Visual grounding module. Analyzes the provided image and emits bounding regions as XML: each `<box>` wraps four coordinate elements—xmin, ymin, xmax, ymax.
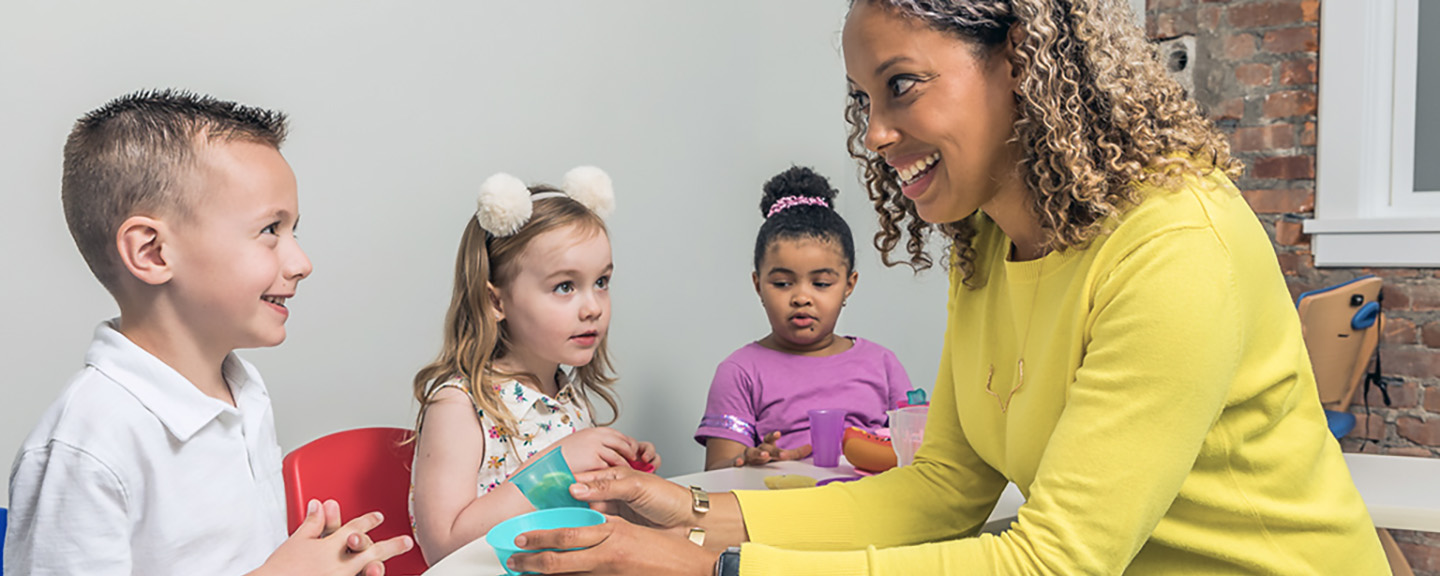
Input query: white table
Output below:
<box><xmin>420</xmin><ymin>454</ymin><xmax>1440</xmax><ymax>574</ymax></box>
<box><xmin>1344</xmin><ymin>453</ymin><xmax>1440</xmax><ymax>532</ymax></box>
<box><xmin>667</xmin><ymin>457</ymin><xmax>1026</xmax><ymax>526</ymax></box>
<box><xmin>421</xmin><ymin>459</ymin><xmax>1025</xmax><ymax>575</ymax></box>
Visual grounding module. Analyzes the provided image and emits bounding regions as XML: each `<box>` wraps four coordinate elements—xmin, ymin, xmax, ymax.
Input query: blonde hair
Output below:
<box><xmin>62</xmin><ymin>89</ymin><xmax>288</xmax><ymax>294</ymax></box>
<box><xmin>412</xmin><ymin>188</ymin><xmax>619</xmax><ymax>445</ymax></box>
<box><xmin>847</xmin><ymin>0</ymin><xmax>1242</xmax><ymax>285</ymax></box>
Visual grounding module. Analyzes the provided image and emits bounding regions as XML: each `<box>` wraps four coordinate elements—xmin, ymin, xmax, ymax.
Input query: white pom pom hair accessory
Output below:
<box><xmin>562</xmin><ymin>166</ymin><xmax>616</xmax><ymax>219</ymax></box>
<box><xmin>475</xmin><ymin>173</ymin><xmax>533</xmax><ymax>237</ymax></box>
<box><xmin>474</xmin><ymin>166</ymin><xmax>616</xmax><ymax>237</ymax></box>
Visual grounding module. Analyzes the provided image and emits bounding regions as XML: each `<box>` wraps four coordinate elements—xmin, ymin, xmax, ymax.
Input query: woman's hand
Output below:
<box><xmin>736</xmin><ymin>431</ymin><xmax>811</xmax><ymax>467</ymax></box>
<box><xmin>569</xmin><ymin>466</ymin><xmax>696</xmax><ymax>530</ymax></box>
<box><xmin>554</xmin><ymin>427</ymin><xmax>641</xmax><ymax>472</ymax></box>
<box><xmin>505</xmin><ymin>516</ymin><xmax>719</xmax><ymax>576</ymax></box>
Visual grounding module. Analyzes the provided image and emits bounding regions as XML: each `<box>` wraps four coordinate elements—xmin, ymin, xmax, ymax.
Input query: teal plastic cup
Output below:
<box><xmin>511</xmin><ymin>448</ymin><xmax>587</xmax><ymax>510</ymax></box>
<box><xmin>487</xmin><ymin>508</ymin><xmax>606</xmax><ymax>575</ymax></box>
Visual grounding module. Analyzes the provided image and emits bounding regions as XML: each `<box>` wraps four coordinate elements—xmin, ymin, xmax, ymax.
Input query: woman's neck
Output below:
<box><xmin>980</xmin><ymin>178</ymin><xmax>1048</xmax><ymax>261</ymax></box>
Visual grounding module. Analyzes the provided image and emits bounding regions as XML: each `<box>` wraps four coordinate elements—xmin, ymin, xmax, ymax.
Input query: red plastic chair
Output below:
<box><xmin>282</xmin><ymin>427</ymin><xmax>428</xmax><ymax>575</ymax></box>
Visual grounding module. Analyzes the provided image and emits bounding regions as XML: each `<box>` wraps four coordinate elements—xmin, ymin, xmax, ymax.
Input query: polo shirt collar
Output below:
<box><xmin>84</xmin><ymin>319</ymin><xmax>266</xmax><ymax>442</ymax></box>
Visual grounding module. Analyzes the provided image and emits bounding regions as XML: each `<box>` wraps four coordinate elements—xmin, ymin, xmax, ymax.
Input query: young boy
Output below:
<box><xmin>4</xmin><ymin>90</ymin><xmax>412</xmax><ymax>576</ymax></box>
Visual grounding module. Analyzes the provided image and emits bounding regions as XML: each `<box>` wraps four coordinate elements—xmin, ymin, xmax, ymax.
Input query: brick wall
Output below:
<box><xmin>1145</xmin><ymin>0</ymin><xmax>1440</xmax><ymax>572</ymax></box>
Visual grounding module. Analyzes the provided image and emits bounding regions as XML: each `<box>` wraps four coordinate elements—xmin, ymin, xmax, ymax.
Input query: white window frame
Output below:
<box><xmin>1308</xmin><ymin>0</ymin><xmax>1440</xmax><ymax>267</ymax></box>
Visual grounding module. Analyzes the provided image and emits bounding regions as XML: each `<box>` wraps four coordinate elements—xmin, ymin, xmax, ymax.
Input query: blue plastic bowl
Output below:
<box><xmin>487</xmin><ymin>508</ymin><xmax>606</xmax><ymax>575</ymax></box>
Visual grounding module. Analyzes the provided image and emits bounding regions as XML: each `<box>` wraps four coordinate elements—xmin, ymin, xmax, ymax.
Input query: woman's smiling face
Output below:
<box><xmin>842</xmin><ymin>0</ymin><xmax>1024</xmax><ymax>224</ymax></box>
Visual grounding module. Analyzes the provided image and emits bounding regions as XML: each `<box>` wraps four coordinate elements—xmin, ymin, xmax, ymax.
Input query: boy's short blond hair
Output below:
<box><xmin>62</xmin><ymin>89</ymin><xmax>289</xmax><ymax>293</ymax></box>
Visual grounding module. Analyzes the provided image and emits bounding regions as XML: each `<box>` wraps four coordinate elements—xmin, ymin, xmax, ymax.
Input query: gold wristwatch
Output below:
<box><xmin>689</xmin><ymin>485</ymin><xmax>711</xmax><ymax>514</ymax></box>
<box><xmin>687</xmin><ymin>485</ymin><xmax>710</xmax><ymax>546</ymax></box>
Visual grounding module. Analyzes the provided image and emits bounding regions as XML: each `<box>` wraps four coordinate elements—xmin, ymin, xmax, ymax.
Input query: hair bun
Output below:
<box><xmin>760</xmin><ymin>166</ymin><xmax>838</xmax><ymax>216</ymax></box>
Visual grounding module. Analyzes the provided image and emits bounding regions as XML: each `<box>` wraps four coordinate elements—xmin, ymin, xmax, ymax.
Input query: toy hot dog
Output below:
<box><xmin>842</xmin><ymin>426</ymin><xmax>897</xmax><ymax>473</ymax></box>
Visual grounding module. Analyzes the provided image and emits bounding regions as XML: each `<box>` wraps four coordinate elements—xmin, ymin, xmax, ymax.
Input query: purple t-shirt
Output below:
<box><xmin>694</xmin><ymin>337</ymin><xmax>913</xmax><ymax>451</ymax></box>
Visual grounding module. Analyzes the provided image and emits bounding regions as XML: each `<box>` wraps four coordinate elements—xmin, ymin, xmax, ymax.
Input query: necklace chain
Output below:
<box><xmin>985</xmin><ymin>255</ymin><xmax>1044</xmax><ymax>413</ymax></box>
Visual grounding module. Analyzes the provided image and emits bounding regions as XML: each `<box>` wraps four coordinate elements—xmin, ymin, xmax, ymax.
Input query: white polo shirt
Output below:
<box><xmin>5</xmin><ymin>320</ymin><xmax>287</xmax><ymax>576</ymax></box>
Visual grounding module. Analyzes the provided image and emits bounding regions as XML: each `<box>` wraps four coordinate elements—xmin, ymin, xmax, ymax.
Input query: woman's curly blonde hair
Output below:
<box><xmin>847</xmin><ymin>0</ymin><xmax>1242</xmax><ymax>285</ymax></box>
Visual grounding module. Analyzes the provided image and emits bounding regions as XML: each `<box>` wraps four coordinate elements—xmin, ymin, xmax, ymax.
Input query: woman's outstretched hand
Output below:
<box><xmin>506</xmin><ymin>516</ymin><xmax>719</xmax><ymax>576</ymax></box>
<box><xmin>568</xmin><ymin>466</ymin><xmax>696</xmax><ymax>530</ymax></box>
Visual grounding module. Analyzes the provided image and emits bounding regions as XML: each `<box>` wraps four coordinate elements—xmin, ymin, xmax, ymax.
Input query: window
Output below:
<box><xmin>1308</xmin><ymin>0</ymin><xmax>1440</xmax><ymax>267</ymax></box>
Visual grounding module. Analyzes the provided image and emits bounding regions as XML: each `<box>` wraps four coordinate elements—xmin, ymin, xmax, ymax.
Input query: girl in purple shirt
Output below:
<box><xmin>695</xmin><ymin>167</ymin><xmax>913</xmax><ymax>470</ymax></box>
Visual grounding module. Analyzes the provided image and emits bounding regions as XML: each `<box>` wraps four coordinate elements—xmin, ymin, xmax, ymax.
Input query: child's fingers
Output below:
<box><xmin>359</xmin><ymin>535</ymin><xmax>414</xmax><ymax>565</ymax></box>
<box><xmin>322</xmin><ymin>499</ymin><xmax>343</xmax><ymax>537</ymax></box>
<box><xmin>361</xmin><ymin>560</ymin><xmax>385</xmax><ymax>576</ymax></box>
<box><xmin>347</xmin><ymin>531</ymin><xmax>374</xmax><ymax>553</ymax></box>
<box><xmin>742</xmin><ymin>446</ymin><xmax>773</xmax><ymax>466</ymax></box>
<box><xmin>591</xmin><ymin>428</ymin><xmax>640</xmax><ymax>460</ymax></box>
<box><xmin>338</xmin><ymin>510</ymin><xmax>386</xmax><ymax>538</ymax></box>
<box><xmin>293</xmin><ymin>499</ymin><xmax>326</xmax><ymax>539</ymax></box>
<box><xmin>640</xmin><ymin>443</ymin><xmax>662</xmax><ymax>467</ymax></box>
<box><xmin>779</xmin><ymin>444</ymin><xmax>813</xmax><ymax>461</ymax></box>
<box><xmin>597</xmin><ymin>449</ymin><xmax>629</xmax><ymax>469</ymax></box>
<box><xmin>763</xmin><ymin>431</ymin><xmax>783</xmax><ymax>445</ymax></box>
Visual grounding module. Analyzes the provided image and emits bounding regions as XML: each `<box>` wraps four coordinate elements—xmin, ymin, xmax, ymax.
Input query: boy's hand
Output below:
<box><xmin>319</xmin><ymin>499</ymin><xmax>377</xmax><ymax>556</ymax></box>
<box><xmin>256</xmin><ymin>499</ymin><xmax>413</xmax><ymax>576</ymax></box>
<box><xmin>556</xmin><ymin>427</ymin><xmax>641</xmax><ymax>472</ymax></box>
<box><xmin>735</xmin><ymin>431</ymin><xmax>811</xmax><ymax>467</ymax></box>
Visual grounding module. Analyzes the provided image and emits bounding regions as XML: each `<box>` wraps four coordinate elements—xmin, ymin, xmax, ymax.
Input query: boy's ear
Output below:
<box><xmin>486</xmin><ymin>281</ymin><xmax>505</xmax><ymax>321</ymax></box>
<box><xmin>115</xmin><ymin>216</ymin><xmax>172</xmax><ymax>286</ymax></box>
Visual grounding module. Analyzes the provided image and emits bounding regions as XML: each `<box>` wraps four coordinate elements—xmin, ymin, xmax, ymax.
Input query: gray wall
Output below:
<box><xmin>0</xmin><ymin>1</ymin><xmax>960</xmax><ymax>505</ymax></box>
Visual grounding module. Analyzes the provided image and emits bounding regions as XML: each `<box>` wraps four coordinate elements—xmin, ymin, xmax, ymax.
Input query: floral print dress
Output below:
<box><xmin>409</xmin><ymin>376</ymin><xmax>593</xmax><ymax>525</ymax></box>
<box><xmin>466</xmin><ymin>378</ymin><xmax>592</xmax><ymax>494</ymax></box>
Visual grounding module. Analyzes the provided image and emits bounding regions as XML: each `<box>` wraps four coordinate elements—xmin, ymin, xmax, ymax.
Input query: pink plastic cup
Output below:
<box><xmin>807</xmin><ymin>409</ymin><xmax>847</xmax><ymax>467</ymax></box>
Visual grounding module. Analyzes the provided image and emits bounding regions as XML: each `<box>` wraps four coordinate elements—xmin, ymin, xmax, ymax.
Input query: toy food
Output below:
<box><xmin>842</xmin><ymin>426</ymin><xmax>897</xmax><ymax>473</ymax></box>
<box><xmin>763</xmin><ymin>474</ymin><xmax>817</xmax><ymax>490</ymax></box>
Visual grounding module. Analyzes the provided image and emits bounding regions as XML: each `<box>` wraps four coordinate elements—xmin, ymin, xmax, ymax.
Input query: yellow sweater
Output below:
<box><xmin>733</xmin><ymin>172</ymin><xmax>1388</xmax><ymax>575</ymax></box>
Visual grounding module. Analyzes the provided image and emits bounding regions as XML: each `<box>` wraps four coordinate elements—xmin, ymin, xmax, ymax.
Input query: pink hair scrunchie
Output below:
<box><xmin>766</xmin><ymin>195</ymin><xmax>830</xmax><ymax>218</ymax></box>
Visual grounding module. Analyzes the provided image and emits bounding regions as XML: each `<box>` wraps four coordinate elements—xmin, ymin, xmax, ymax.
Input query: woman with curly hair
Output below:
<box><xmin>504</xmin><ymin>0</ymin><xmax>1390</xmax><ymax>574</ymax></box>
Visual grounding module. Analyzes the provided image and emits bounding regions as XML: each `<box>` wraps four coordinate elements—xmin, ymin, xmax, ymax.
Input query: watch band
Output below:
<box><xmin>688</xmin><ymin>526</ymin><xmax>707</xmax><ymax>546</ymax></box>
<box><xmin>689</xmin><ymin>485</ymin><xmax>710</xmax><ymax>514</ymax></box>
<box><xmin>713</xmin><ymin>546</ymin><xmax>741</xmax><ymax>576</ymax></box>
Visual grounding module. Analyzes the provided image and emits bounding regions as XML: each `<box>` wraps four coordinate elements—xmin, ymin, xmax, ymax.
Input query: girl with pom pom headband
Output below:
<box><xmin>475</xmin><ymin>166</ymin><xmax>615</xmax><ymax>237</ymax></box>
<box><xmin>409</xmin><ymin>166</ymin><xmax>658</xmax><ymax>561</ymax></box>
